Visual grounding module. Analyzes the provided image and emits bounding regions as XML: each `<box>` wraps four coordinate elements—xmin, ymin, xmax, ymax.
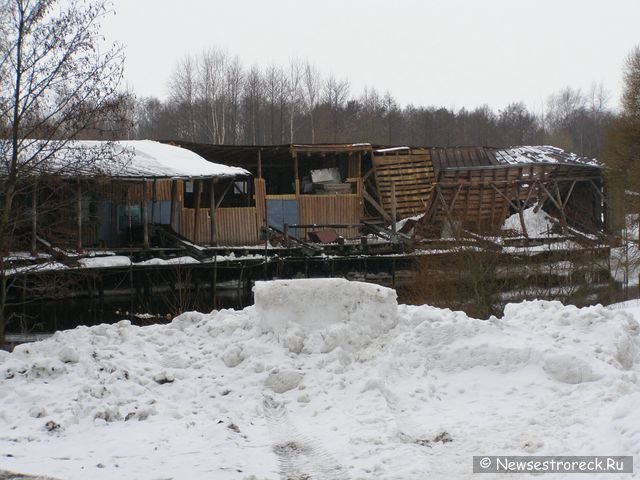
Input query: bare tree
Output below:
<box><xmin>0</xmin><ymin>0</ymin><xmax>126</xmax><ymax>345</ymax></box>
<box><xmin>168</xmin><ymin>55</ymin><xmax>197</xmax><ymax>141</ymax></box>
<box><xmin>198</xmin><ymin>47</ymin><xmax>227</xmax><ymax>143</ymax></box>
<box><xmin>323</xmin><ymin>75</ymin><xmax>350</xmax><ymax>142</ymax></box>
<box><xmin>242</xmin><ymin>64</ymin><xmax>263</xmax><ymax>145</ymax></box>
<box><xmin>225</xmin><ymin>55</ymin><xmax>244</xmax><ymax>145</ymax></box>
<box><xmin>302</xmin><ymin>62</ymin><xmax>321</xmax><ymax>143</ymax></box>
<box><xmin>287</xmin><ymin>59</ymin><xmax>303</xmax><ymax>143</ymax></box>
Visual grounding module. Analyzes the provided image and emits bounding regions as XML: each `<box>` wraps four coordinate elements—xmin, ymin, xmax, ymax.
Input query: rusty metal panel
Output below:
<box><xmin>298</xmin><ymin>195</ymin><xmax>361</xmax><ymax>239</ymax></box>
<box><xmin>180</xmin><ymin>207</ymin><xmax>259</xmax><ymax>246</ymax></box>
<box><xmin>216</xmin><ymin>207</ymin><xmax>259</xmax><ymax>246</ymax></box>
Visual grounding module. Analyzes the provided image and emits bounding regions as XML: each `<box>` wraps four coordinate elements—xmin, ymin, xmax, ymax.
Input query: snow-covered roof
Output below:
<box><xmin>2</xmin><ymin>139</ymin><xmax>249</xmax><ymax>179</ymax></box>
<box><xmin>424</xmin><ymin>145</ymin><xmax>600</xmax><ymax>172</ymax></box>
<box><xmin>493</xmin><ymin>146</ymin><xmax>598</xmax><ymax>167</ymax></box>
<box><xmin>374</xmin><ymin>146</ymin><xmax>410</xmax><ymax>153</ymax></box>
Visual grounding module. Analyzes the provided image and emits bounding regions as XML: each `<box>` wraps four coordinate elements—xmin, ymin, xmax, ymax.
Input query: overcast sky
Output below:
<box><xmin>102</xmin><ymin>0</ymin><xmax>640</xmax><ymax>113</ymax></box>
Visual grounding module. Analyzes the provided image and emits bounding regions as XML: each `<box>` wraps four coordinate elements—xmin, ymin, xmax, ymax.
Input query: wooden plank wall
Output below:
<box><xmin>373</xmin><ymin>150</ymin><xmax>435</xmax><ymax>219</ymax></box>
<box><xmin>434</xmin><ymin>168</ymin><xmax>522</xmax><ymax>231</ymax></box>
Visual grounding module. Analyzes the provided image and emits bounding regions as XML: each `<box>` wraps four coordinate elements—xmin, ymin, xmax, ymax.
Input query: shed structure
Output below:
<box><xmin>2</xmin><ymin>139</ymin><xmax>249</xmax><ymax>252</ymax></box>
<box><xmin>171</xmin><ymin>142</ymin><xmax>376</xmax><ymax>242</ymax></box>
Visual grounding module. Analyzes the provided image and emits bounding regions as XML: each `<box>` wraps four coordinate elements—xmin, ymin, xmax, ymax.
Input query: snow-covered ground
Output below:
<box><xmin>0</xmin><ymin>279</ymin><xmax>639</xmax><ymax>480</ymax></box>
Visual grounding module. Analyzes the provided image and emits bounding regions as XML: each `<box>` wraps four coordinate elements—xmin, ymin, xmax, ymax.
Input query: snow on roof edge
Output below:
<box><xmin>3</xmin><ymin>139</ymin><xmax>250</xmax><ymax>179</ymax></box>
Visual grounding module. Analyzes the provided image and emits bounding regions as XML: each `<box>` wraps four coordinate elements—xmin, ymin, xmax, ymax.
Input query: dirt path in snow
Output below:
<box><xmin>0</xmin><ymin>471</ymin><xmax>59</xmax><ymax>480</ymax></box>
<box><xmin>262</xmin><ymin>395</ymin><xmax>350</xmax><ymax>480</ymax></box>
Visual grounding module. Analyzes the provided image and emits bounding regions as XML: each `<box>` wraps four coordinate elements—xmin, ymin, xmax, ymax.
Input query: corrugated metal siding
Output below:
<box><xmin>216</xmin><ymin>208</ymin><xmax>259</xmax><ymax>246</ymax></box>
<box><xmin>298</xmin><ymin>195</ymin><xmax>362</xmax><ymax>239</ymax></box>
<box><xmin>180</xmin><ymin>207</ymin><xmax>259</xmax><ymax>246</ymax></box>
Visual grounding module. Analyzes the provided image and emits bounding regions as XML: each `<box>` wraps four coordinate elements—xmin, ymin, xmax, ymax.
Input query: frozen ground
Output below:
<box><xmin>0</xmin><ymin>279</ymin><xmax>639</xmax><ymax>479</ymax></box>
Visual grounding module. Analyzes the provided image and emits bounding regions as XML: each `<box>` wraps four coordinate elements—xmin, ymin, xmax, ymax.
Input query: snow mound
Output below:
<box><xmin>1</xmin><ymin>281</ymin><xmax>640</xmax><ymax>479</ymax></box>
<box><xmin>503</xmin><ymin>207</ymin><xmax>556</xmax><ymax>236</ymax></box>
<box><xmin>254</xmin><ymin>278</ymin><xmax>398</xmax><ymax>353</ymax></box>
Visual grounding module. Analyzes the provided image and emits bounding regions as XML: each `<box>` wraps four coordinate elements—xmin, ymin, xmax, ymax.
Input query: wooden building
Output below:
<box><xmin>171</xmin><ymin>142</ymin><xmax>377</xmax><ymax>242</ymax></box>
<box><xmin>5</xmin><ymin>140</ymin><xmax>249</xmax><ymax>252</ymax></box>
<box><xmin>174</xmin><ymin>142</ymin><xmax>607</xmax><ymax>244</ymax></box>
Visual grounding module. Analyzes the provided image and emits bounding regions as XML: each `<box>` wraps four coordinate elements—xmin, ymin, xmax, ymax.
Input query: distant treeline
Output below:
<box><xmin>91</xmin><ymin>48</ymin><xmax>615</xmax><ymax>159</ymax></box>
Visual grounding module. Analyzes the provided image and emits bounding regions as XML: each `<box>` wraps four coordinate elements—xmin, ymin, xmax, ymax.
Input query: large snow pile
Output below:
<box><xmin>0</xmin><ymin>279</ymin><xmax>639</xmax><ymax>479</ymax></box>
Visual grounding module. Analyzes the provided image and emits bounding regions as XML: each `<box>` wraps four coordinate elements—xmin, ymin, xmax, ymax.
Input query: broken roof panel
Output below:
<box><xmin>431</xmin><ymin>145</ymin><xmax>598</xmax><ymax>171</ymax></box>
<box><xmin>492</xmin><ymin>146</ymin><xmax>598</xmax><ymax>167</ymax></box>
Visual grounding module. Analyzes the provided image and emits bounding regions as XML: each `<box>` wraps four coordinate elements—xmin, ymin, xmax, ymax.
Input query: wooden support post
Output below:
<box><xmin>554</xmin><ymin>181</ymin><xmax>568</xmax><ymax>233</ymax></box>
<box><xmin>31</xmin><ymin>180</ymin><xmax>37</xmax><ymax>255</ymax></box>
<box><xmin>127</xmin><ymin>189</ymin><xmax>132</xmax><ymax>244</ymax></box>
<box><xmin>193</xmin><ymin>179</ymin><xmax>202</xmax><ymax>243</ymax></box>
<box><xmin>436</xmin><ymin>185</ymin><xmax>463</xmax><ymax>238</ymax></box>
<box><xmin>537</xmin><ymin>181</ymin><xmax>568</xmax><ymax>234</ymax></box>
<box><xmin>151</xmin><ymin>179</ymin><xmax>157</xmax><ymax>224</ymax></box>
<box><xmin>490</xmin><ymin>169</ymin><xmax>498</xmax><ymax>226</ymax></box>
<box><xmin>515</xmin><ymin>183</ymin><xmax>529</xmax><ymax>239</ymax></box>
<box><xmin>362</xmin><ymin>188</ymin><xmax>392</xmax><ymax>223</ymax></box>
<box><xmin>76</xmin><ymin>179</ymin><xmax>83</xmax><ymax>253</ymax></box>
<box><xmin>170</xmin><ymin>180</ymin><xmax>177</xmax><ymax>232</ymax></box>
<box><xmin>391</xmin><ymin>181</ymin><xmax>397</xmax><ymax>233</ymax></box>
<box><xmin>210</xmin><ymin>179</ymin><xmax>217</xmax><ymax>246</ymax></box>
<box><xmin>215</xmin><ymin>181</ymin><xmax>234</xmax><ymax>209</ymax></box>
<box><xmin>476</xmin><ymin>184</ymin><xmax>484</xmax><ymax>231</ymax></box>
<box><xmin>293</xmin><ymin>152</ymin><xmax>300</xmax><ymax>196</ymax></box>
<box><xmin>257</xmin><ymin>149</ymin><xmax>262</xmax><ymax>179</ymax></box>
<box><xmin>142</xmin><ymin>180</ymin><xmax>149</xmax><ymax>249</ymax></box>
<box><xmin>212</xmin><ymin>255</ymin><xmax>218</xmax><ymax>310</ymax></box>
<box><xmin>562</xmin><ymin>180</ymin><xmax>577</xmax><ymax>209</ymax></box>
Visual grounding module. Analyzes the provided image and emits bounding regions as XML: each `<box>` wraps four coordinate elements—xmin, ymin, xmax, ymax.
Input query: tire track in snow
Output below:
<box><xmin>262</xmin><ymin>395</ymin><xmax>350</xmax><ymax>480</ymax></box>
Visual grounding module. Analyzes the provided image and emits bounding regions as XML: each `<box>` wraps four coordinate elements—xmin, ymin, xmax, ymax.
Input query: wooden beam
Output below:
<box><xmin>515</xmin><ymin>183</ymin><xmax>529</xmax><ymax>239</ymax></box>
<box><xmin>562</xmin><ymin>180</ymin><xmax>577</xmax><ymax>209</ymax></box>
<box><xmin>391</xmin><ymin>181</ymin><xmax>397</xmax><ymax>232</ymax></box>
<box><xmin>150</xmin><ymin>179</ymin><xmax>157</xmax><ymax>224</ymax></box>
<box><xmin>436</xmin><ymin>184</ymin><xmax>463</xmax><ymax>238</ymax></box>
<box><xmin>538</xmin><ymin>181</ymin><xmax>567</xmax><ymax>233</ymax></box>
<box><xmin>554</xmin><ymin>180</ymin><xmax>568</xmax><ymax>232</ymax></box>
<box><xmin>142</xmin><ymin>180</ymin><xmax>149</xmax><ymax>249</ymax></box>
<box><xmin>363</xmin><ymin>188</ymin><xmax>392</xmax><ymax>223</ymax></box>
<box><xmin>210</xmin><ymin>179</ymin><xmax>217</xmax><ymax>246</ymax></box>
<box><xmin>77</xmin><ymin>179</ymin><xmax>83</xmax><ymax>253</ymax></box>
<box><xmin>169</xmin><ymin>180</ymin><xmax>177</xmax><ymax>232</ymax></box>
<box><xmin>293</xmin><ymin>152</ymin><xmax>300</xmax><ymax>195</ymax></box>
<box><xmin>362</xmin><ymin>168</ymin><xmax>375</xmax><ymax>182</ymax></box>
<box><xmin>589</xmin><ymin>179</ymin><xmax>607</xmax><ymax>203</ymax></box>
<box><xmin>215</xmin><ymin>180</ymin><xmax>234</xmax><ymax>209</ymax></box>
<box><xmin>490</xmin><ymin>183</ymin><xmax>519</xmax><ymax>211</ymax></box>
<box><xmin>257</xmin><ymin>149</ymin><xmax>262</xmax><ymax>179</ymax></box>
<box><xmin>31</xmin><ymin>180</ymin><xmax>37</xmax><ymax>255</ymax></box>
<box><xmin>532</xmin><ymin>180</ymin><xmax>549</xmax><ymax>213</ymax></box>
<box><xmin>193</xmin><ymin>179</ymin><xmax>202</xmax><ymax>243</ymax></box>
<box><xmin>127</xmin><ymin>189</ymin><xmax>132</xmax><ymax>244</ymax></box>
